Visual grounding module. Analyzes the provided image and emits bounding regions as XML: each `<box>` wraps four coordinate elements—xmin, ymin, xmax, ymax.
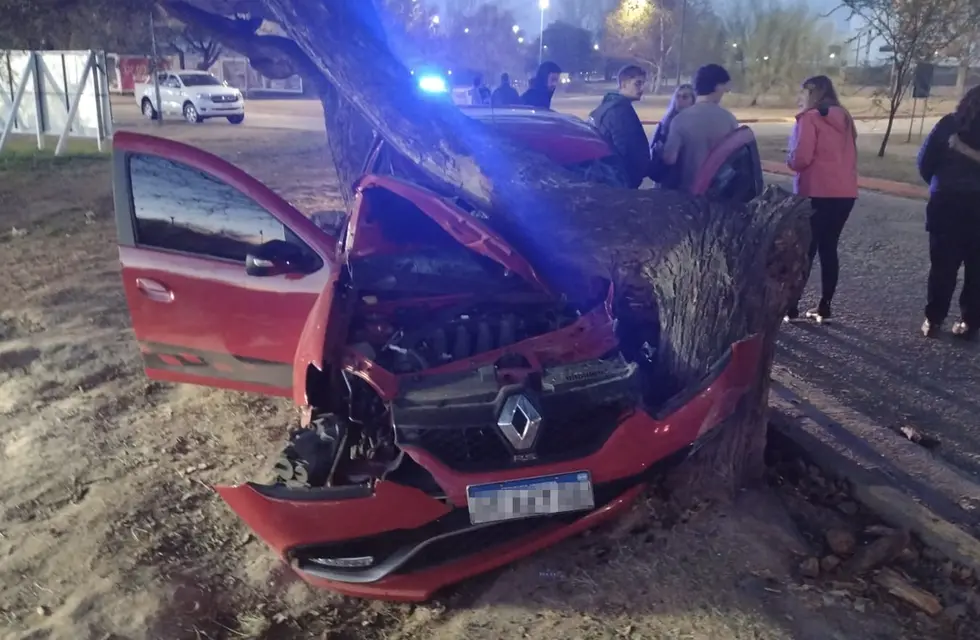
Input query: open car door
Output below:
<box><xmin>112</xmin><ymin>131</ymin><xmax>338</xmax><ymax>398</ymax></box>
<box><xmin>689</xmin><ymin>126</ymin><xmax>764</xmax><ymax>203</ymax></box>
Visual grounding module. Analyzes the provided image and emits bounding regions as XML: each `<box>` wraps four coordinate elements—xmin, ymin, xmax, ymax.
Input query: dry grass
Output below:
<box><xmin>755</xmin><ymin>134</ymin><xmax>927</xmax><ymax>186</ymax></box>
<box><xmin>0</xmin><ymin>122</ymin><xmax>958</xmax><ymax>640</ymax></box>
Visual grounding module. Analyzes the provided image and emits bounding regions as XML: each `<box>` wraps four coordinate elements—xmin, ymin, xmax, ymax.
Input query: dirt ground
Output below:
<box><xmin>1</xmin><ymin>123</ymin><xmax>976</xmax><ymax>639</ymax></box>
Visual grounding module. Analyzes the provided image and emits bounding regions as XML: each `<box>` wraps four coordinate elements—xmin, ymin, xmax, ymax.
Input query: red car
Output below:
<box><xmin>111</xmin><ymin>107</ymin><xmax>763</xmax><ymax>602</ymax></box>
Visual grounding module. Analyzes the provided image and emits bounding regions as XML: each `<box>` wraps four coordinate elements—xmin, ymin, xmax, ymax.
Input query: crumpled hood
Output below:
<box><xmin>798</xmin><ymin>104</ymin><xmax>855</xmax><ymax>138</ymax></box>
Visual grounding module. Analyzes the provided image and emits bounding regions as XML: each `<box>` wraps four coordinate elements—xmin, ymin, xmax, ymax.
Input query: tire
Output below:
<box><xmin>183</xmin><ymin>102</ymin><xmax>202</xmax><ymax>124</ymax></box>
<box><xmin>227</xmin><ymin>114</ymin><xmax>245</xmax><ymax>125</ymax></box>
<box><xmin>141</xmin><ymin>98</ymin><xmax>158</xmax><ymax>121</ymax></box>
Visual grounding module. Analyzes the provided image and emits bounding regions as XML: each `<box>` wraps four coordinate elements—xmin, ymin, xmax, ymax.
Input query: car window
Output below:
<box><xmin>129</xmin><ymin>153</ymin><xmax>312</xmax><ymax>264</ymax></box>
<box><xmin>165</xmin><ymin>76</ymin><xmax>181</xmax><ymax>88</ymax></box>
<box><xmin>703</xmin><ymin>142</ymin><xmax>764</xmax><ymax>204</ymax></box>
<box><xmin>180</xmin><ymin>73</ymin><xmax>223</xmax><ymax>87</ymax></box>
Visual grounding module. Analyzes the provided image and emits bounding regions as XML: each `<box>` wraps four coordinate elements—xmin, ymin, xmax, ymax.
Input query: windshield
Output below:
<box><xmin>180</xmin><ymin>74</ymin><xmax>223</xmax><ymax>87</ymax></box>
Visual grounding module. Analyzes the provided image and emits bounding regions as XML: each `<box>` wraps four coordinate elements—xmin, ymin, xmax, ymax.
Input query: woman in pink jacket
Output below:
<box><xmin>784</xmin><ymin>75</ymin><xmax>859</xmax><ymax>324</ymax></box>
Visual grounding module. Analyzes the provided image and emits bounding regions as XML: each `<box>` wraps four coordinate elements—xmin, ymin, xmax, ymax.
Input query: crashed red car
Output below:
<box><xmin>111</xmin><ymin>107</ymin><xmax>764</xmax><ymax>602</ymax></box>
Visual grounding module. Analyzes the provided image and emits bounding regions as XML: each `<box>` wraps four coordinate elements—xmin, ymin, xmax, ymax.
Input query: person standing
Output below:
<box><xmin>522</xmin><ymin>61</ymin><xmax>562</xmax><ymax>109</ymax></box>
<box><xmin>469</xmin><ymin>74</ymin><xmax>491</xmax><ymax>105</ymax></box>
<box><xmin>915</xmin><ymin>85</ymin><xmax>980</xmax><ymax>340</ymax></box>
<box><xmin>491</xmin><ymin>73</ymin><xmax>520</xmax><ymax>107</ymax></box>
<box><xmin>588</xmin><ymin>65</ymin><xmax>651</xmax><ymax>189</ymax></box>
<box><xmin>783</xmin><ymin>75</ymin><xmax>859</xmax><ymax>325</ymax></box>
<box><xmin>649</xmin><ymin>83</ymin><xmax>695</xmax><ymax>189</ymax></box>
<box><xmin>660</xmin><ymin>64</ymin><xmax>739</xmax><ymax>191</ymax></box>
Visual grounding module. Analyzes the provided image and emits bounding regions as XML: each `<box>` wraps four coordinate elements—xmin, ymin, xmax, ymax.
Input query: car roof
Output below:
<box><xmin>458</xmin><ymin>105</ymin><xmax>611</xmax><ymax>165</ymax></box>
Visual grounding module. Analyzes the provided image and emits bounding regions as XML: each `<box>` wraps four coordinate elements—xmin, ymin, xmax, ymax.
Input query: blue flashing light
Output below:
<box><xmin>418</xmin><ymin>74</ymin><xmax>448</xmax><ymax>94</ymax></box>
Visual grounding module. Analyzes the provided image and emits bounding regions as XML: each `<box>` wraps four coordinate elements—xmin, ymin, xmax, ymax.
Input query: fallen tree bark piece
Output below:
<box><xmin>874</xmin><ymin>568</ymin><xmax>944</xmax><ymax>616</ymax></box>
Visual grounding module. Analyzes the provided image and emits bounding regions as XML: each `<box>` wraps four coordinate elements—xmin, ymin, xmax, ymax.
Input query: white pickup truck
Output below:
<box><xmin>136</xmin><ymin>71</ymin><xmax>245</xmax><ymax>125</ymax></box>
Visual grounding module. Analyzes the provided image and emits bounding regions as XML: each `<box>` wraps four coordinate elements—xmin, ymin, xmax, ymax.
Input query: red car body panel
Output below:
<box><xmin>458</xmin><ymin>106</ymin><xmax>614</xmax><ymax>165</ymax></box>
<box><xmin>113</xmin><ymin>131</ymin><xmax>338</xmax><ymax>399</ymax></box>
<box><xmin>112</xmin><ymin>112</ymin><xmax>766</xmax><ymax>603</ymax></box>
<box><xmin>293</xmin><ymin>485</ymin><xmax>643</xmax><ymax>601</ymax></box>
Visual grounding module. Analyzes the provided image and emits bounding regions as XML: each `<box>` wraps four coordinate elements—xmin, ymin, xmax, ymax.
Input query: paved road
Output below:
<box><xmin>767</xmin><ymin>175</ymin><xmax>980</xmax><ymax>480</ymax></box>
<box><xmin>109</xmin><ymin>95</ymin><xmax>941</xmax><ymax>141</ymax></box>
<box><xmin>109</xmin><ymin>97</ymin><xmax>977</xmax><ymax>479</ymax></box>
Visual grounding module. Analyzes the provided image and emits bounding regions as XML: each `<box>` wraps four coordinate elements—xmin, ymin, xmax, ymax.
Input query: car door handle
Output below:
<box><xmin>136</xmin><ymin>277</ymin><xmax>174</xmax><ymax>303</ymax></box>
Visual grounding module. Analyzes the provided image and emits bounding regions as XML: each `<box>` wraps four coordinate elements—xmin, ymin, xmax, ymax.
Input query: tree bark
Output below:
<box><xmin>169</xmin><ymin>0</ymin><xmax>814</xmax><ymax>497</ymax></box>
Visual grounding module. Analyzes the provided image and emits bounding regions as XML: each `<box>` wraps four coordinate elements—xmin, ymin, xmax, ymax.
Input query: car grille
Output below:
<box><xmin>402</xmin><ymin>401</ymin><xmax>630</xmax><ymax>472</ymax></box>
<box><xmin>211</xmin><ymin>94</ymin><xmax>239</xmax><ymax>103</ymax></box>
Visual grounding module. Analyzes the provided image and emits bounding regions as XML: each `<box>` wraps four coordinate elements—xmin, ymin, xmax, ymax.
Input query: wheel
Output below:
<box><xmin>227</xmin><ymin>114</ymin><xmax>245</xmax><ymax>125</ymax></box>
<box><xmin>183</xmin><ymin>102</ymin><xmax>202</xmax><ymax>124</ymax></box>
<box><xmin>141</xmin><ymin>98</ymin><xmax>157</xmax><ymax>121</ymax></box>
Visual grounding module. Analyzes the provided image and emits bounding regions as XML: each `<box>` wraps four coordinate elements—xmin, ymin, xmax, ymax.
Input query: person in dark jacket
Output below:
<box><xmin>589</xmin><ymin>65</ymin><xmax>650</xmax><ymax>189</ymax></box>
<box><xmin>491</xmin><ymin>73</ymin><xmax>520</xmax><ymax>107</ymax></box>
<box><xmin>916</xmin><ymin>84</ymin><xmax>980</xmax><ymax>340</ymax></box>
<box><xmin>522</xmin><ymin>61</ymin><xmax>561</xmax><ymax>109</ymax></box>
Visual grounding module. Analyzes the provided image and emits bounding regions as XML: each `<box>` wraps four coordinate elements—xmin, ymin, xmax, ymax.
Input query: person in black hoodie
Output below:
<box><xmin>916</xmin><ymin>84</ymin><xmax>980</xmax><ymax>340</ymax></box>
<box><xmin>589</xmin><ymin>65</ymin><xmax>650</xmax><ymax>189</ymax></box>
<box><xmin>492</xmin><ymin>73</ymin><xmax>520</xmax><ymax>107</ymax></box>
<box><xmin>522</xmin><ymin>61</ymin><xmax>562</xmax><ymax>109</ymax></box>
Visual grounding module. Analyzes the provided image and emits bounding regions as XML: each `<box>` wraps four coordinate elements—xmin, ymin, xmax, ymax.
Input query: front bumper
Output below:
<box><xmin>215</xmin><ymin>335</ymin><xmax>762</xmax><ymax>601</ymax></box>
<box><xmin>197</xmin><ymin>98</ymin><xmax>244</xmax><ymax>117</ymax></box>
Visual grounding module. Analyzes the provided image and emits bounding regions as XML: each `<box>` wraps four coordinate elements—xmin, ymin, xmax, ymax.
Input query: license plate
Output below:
<box><xmin>466</xmin><ymin>471</ymin><xmax>595</xmax><ymax>525</ymax></box>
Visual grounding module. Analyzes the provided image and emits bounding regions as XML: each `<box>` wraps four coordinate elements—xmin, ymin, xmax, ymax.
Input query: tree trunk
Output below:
<box><xmin>168</xmin><ymin>0</ymin><xmax>814</xmax><ymax>497</ymax></box>
<box><xmin>957</xmin><ymin>60</ymin><xmax>969</xmax><ymax>98</ymax></box>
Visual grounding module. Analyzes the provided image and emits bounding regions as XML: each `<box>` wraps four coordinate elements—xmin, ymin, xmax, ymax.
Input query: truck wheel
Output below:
<box><xmin>227</xmin><ymin>114</ymin><xmax>245</xmax><ymax>125</ymax></box>
<box><xmin>183</xmin><ymin>102</ymin><xmax>202</xmax><ymax>124</ymax></box>
<box><xmin>141</xmin><ymin>98</ymin><xmax>158</xmax><ymax>121</ymax></box>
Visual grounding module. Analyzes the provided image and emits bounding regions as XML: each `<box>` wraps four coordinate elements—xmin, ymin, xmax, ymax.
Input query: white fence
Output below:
<box><xmin>0</xmin><ymin>50</ymin><xmax>113</xmax><ymax>155</ymax></box>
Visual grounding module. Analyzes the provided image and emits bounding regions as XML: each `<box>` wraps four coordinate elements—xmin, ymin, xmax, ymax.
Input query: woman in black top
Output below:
<box><xmin>916</xmin><ymin>85</ymin><xmax>980</xmax><ymax>340</ymax></box>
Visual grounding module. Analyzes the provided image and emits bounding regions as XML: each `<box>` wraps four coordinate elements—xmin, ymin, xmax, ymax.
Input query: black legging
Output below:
<box><xmin>792</xmin><ymin>197</ymin><xmax>856</xmax><ymax>310</ymax></box>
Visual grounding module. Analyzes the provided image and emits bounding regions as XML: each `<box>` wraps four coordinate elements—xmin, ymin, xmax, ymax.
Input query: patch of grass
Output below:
<box><xmin>756</xmin><ymin>134</ymin><xmax>925</xmax><ymax>186</ymax></box>
<box><xmin>0</xmin><ymin>134</ymin><xmax>109</xmax><ymax>171</ymax></box>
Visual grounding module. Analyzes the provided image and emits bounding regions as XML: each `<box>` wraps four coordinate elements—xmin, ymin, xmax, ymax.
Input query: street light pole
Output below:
<box><xmin>538</xmin><ymin>0</ymin><xmax>549</xmax><ymax>66</ymax></box>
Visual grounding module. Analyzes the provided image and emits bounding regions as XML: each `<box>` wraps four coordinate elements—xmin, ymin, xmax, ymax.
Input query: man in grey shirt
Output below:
<box><xmin>662</xmin><ymin>64</ymin><xmax>739</xmax><ymax>191</ymax></box>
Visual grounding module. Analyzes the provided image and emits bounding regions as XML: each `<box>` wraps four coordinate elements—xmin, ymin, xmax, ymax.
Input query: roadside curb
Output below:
<box><xmin>761</xmin><ymin>160</ymin><xmax>929</xmax><ymax>200</ymax></box>
<box><xmin>768</xmin><ymin>368</ymin><xmax>980</xmax><ymax>574</ymax></box>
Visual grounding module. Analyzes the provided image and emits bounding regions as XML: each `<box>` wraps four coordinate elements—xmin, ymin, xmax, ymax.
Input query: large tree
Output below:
<box><xmin>723</xmin><ymin>0</ymin><xmax>834</xmax><ymax>106</ymax></box>
<box><xmin>602</xmin><ymin>0</ymin><xmax>678</xmax><ymax>93</ymax></box>
<box><xmin>837</xmin><ymin>0</ymin><xmax>980</xmax><ymax>156</ymax></box>
<box><xmin>0</xmin><ymin>0</ymin><xmax>151</xmax><ymax>51</ymax></box>
<box><xmin>539</xmin><ymin>20</ymin><xmax>598</xmax><ymax>76</ymax></box>
<box><xmin>143</xmin><ymin>0</ymin><xmax>812</xmax><ymax>498</ymax></box>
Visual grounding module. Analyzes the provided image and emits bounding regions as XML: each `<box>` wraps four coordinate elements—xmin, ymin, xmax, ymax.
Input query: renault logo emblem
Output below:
<box><xmin>497</xmin><ymin>394</ymin><xmax>542</xmax><ymax>451</ymax></box>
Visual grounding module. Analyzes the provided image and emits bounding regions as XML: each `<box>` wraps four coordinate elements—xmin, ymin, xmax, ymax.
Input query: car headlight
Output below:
<box><xmin>196</xmin><ymin>93</ymin><xmax>211</xmax><ymax>100</ymax></box>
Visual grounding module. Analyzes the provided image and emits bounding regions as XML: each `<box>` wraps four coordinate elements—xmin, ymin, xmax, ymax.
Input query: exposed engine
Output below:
<box><xmin>349</xmin><ymin>300</ymin><xmax>583</xmax><ymax>374</ymax></box>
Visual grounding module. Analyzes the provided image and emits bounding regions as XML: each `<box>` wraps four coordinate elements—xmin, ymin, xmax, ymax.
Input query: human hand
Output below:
<box><xmin>949</xmin><ymin>134</ymin><xmax>963</xmax><ymax>150</ymax></box>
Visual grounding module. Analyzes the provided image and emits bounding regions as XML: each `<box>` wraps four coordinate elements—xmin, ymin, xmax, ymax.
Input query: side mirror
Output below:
<box><xmin>246</xmin><ymin>239</ymin><xmax>314</xmax><ymax>277</ymax></box>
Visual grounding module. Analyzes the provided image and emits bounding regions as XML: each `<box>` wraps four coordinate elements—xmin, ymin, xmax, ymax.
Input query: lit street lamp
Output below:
<box><xmin>538</xmin><ymin>0</ymin><xmax>549</xmax><ymax>66</ymax></box>
<box><xmin>593</xmin><ymin>44</ymin><xmax>600</xmax><ymax>51</ymax></box>
<box><xmin>431</xmin><ymin>15</ymin><xmax>440</xmax><ymax>25</ymax></box>
<box><xmin>464</xmin><ymin>27</ymin><xmax>469</xmax><ymax>34</ymax></box>
<box><xmin>513</xmin><ymin>25</ymin><xmax>520</xmax><ymax>34</ymax></box>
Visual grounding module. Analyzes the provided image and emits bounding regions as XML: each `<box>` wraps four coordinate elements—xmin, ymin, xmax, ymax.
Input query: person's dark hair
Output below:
<box><xmin>472</xmin><ymin>74</ymin><xmax>483</xmax><ymax>88</ymax></box>
<box><xmin>802</xmin><ymin>75</ymin><xmax>841</xmax><ymax>107</ymax></box>
<box><xmin>536</xmin><ymin>61</ymin><xmax>561</xmax><ymax>80</ymax></box>
<box><xmin>618</xmin><ymin>64</ymin><xmax>647</xmax><ymax>85</ymax></box>
<box><xmin>954</xmin><ymin>84</ymin><xmax>980</xmax><ymax>147</ymax></box>
<box><xmin>500</xmin><ymin>72</ymin><xmax>510</xmax><ymax>85</ymax></box>
<box><xmin>694</xmin><ymin>64</ymin><xmax>731</xmax><ymax>96</ymax></box>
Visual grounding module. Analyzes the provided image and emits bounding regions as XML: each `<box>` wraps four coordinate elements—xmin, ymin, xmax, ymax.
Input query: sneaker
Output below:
<box><xmin>804</xmin><ymin>301</ymin><xmax>832</xmax><ymax>324</ymax></box>
<box><xmin>951</xmin><ymin>321</ymin><xmax>978</xmax><ymax>341</ymax></box>
<box><xmin>921</xmin><ymin>319</ymin><xmax>940</xmax><ymax>338</ymax></box>
<box><xmin>783</xmin><ymin>306</ymin><xmax>801</xmax><ymax>324</ymax></box>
